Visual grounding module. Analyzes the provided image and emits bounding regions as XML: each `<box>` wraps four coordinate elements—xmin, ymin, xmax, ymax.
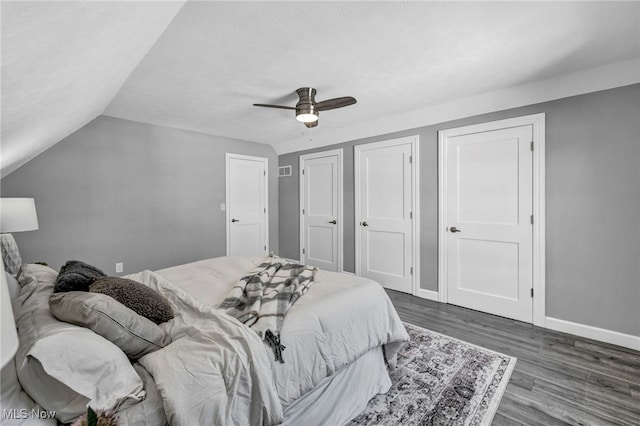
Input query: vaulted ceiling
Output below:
<box><xmin>2</xmin><ymin>1</ymin><xmax>639</xmax><ymax>177</ymax></box>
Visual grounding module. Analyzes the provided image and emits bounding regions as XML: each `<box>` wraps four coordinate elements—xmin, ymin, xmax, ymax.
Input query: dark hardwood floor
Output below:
<box><xmin>386</xmin><ymin>290</ymin><xmax>640</xmax><ymax>426</ymax></box>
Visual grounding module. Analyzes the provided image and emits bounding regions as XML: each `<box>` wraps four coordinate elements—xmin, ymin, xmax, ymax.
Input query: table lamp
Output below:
<box><xmin>0</xmin><ymin>198</ymin><xmax>39</xmax><ymax>275</ymax></box>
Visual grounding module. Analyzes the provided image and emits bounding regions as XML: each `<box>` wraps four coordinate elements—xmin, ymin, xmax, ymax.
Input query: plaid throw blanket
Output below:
<box><xmin>219</xmin><ymin>254</ymin><xmax>318</xmax><ymax>363</ymax></box>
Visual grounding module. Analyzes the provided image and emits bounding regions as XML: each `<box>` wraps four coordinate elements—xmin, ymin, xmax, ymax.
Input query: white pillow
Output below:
<box><xmin>1</xmin><ymin>359</ymin><xmax>56</xmax><ymax>426</ymax></box>
<box><xmin>5</xmin><ymin>271</ymin><xmax>20</xmax><ymax>311</ymax></box>
<box><xmin>14</xmin><ymin>264</ymin><xmax>145</xmax><ymax>423</ymax></box>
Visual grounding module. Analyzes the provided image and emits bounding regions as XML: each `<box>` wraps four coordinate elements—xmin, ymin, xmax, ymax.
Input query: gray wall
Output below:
<box><xmin>1</xmin><ymin>116</ymin><xmax>279</xmax><ymax>275</ymax></box>
<box><xmin>279</xmin><ymin>84</ymin><xmax>640</xmax><ymax>336</ymax></box>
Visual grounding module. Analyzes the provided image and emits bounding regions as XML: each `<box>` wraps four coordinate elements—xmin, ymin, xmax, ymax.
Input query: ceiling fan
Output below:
<box><xmin>253</xmin><ymin>87</ymin><xmax>356</xmax><ymax>128</ymax></box>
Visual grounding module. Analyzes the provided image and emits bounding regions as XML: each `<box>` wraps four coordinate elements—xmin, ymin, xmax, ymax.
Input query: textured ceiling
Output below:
<box><xmin>2</xmin><ymin>1</ymin><xmax>640</xmax><ymax>177</ymax></box>
<box><xmin>0</xmin><ymin>1</ymin><xmax>185</xmax><ymax>177</ymax></box>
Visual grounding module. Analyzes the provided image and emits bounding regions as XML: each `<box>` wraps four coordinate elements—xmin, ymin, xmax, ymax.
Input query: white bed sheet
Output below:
<box><xmin>126</xmin><ymin>270</ymin><xmax>282</xmax><ymax>426</ymax></box>
<box><xmin>155</xmin><ymin>254</ymin><xmax>409</xmax><ymax>407</ymax></box>
<box><xmin>282</xmin><ymin>346</ymin><xmax>391</xmax><ymax>426</ymax></box>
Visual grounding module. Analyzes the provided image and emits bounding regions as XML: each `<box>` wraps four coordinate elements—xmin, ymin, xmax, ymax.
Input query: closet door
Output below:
<box><xmin>355</xmin><ymin>137</ymin><xmax>417</xmax><ymax>294</ymax></box>
<box><xmin>300</xmin><ymin>149</ymin><xmax>343</xmax><ymax>271</ymax></box>
<box><xmin>226</xmin><ymin>153</ymin><xmax>268</xmax><ymax>256</ymax></box>
<box><xmin>439</xmin><ymin>118</ymin><xmax>538</xmax><ymax>323</ymax></box>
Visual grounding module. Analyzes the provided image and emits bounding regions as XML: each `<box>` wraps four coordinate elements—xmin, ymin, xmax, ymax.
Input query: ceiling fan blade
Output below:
<box><xmin>315</xmin><ymin>96</ymin><xmax>357</xmax><ymax>111</ymax></box>
<box><xmin>304</xmin><ymin>120</ymin><xmax>318</xmax><ymax>128</ymax></box>
<box><xmin>253</xmin><ymin>103</ymin><xmax>296</xmax><ymax>110</ymax></box>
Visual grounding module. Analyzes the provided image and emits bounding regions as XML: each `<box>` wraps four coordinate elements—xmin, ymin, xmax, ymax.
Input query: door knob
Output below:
<box><xmin>449</xmin><ymin>226</ymin><xmax>461</xmax><ymax>233</ymax></box>
<box><xmin>329</xmin><ymin>220</ymin><xmax>337</xmax><ymax>224</ymax></box>
<box><xmin>361</xmin><ymin>221</ymin><xmax>369</xmax><ymax>227</ymax></box>
<box><xmin>231</xmin><ymin>218</ymin><xmax>239</xmax><ymax>223</ymax></box>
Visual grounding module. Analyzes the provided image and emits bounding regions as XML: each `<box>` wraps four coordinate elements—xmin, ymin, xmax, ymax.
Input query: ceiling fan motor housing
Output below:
<box><xmin>295</xmin><ymin>87</ymin><xmax>319</xmax><ymax>122</ymax></box>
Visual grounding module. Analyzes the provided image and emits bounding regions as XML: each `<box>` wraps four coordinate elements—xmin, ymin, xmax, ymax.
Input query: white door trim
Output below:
<box><xmin>438</xmin><ymin>113</ymin><xmax>545</xmax><ymax>326</ymax></box>
<box><xmin>299</xmin><ymin>149</ymin><xmax>344</xmax><ymax>272</ymax></box>
<box><xmin>354</xmin><ymin>135</ymin><xmax>420</xmax><ymax>296</ymax></box>
<box><xmin>225</xmin><ymin>153</ymin><xmax>269</xmax><ymax>256</ymax></box>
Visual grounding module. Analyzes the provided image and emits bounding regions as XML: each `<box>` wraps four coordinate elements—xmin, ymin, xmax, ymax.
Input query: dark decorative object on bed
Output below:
<box><xmin>89</xmin><ymin>276</ymin><xmax>174</xmax><ymax>324</ymax></box>
<box><xmin>54</xmin><ymin>260</ymin><xmax>106</xmax><ymax>292</ymax></box>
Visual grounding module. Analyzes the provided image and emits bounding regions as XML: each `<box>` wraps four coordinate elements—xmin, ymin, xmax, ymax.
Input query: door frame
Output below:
<box><xmin>299</xmin><ymin>149</ymin><xmax>344</xmax><ymax>271</ymax></box>
<box><xmin>354</xmin><ymin>135</ymin><xmax>420</xmax><ymax>296</ymax></box>
<box><xmin>438</xmin><ymin>113</ymin><xmax>546</xmax><ymax>326</ymax></box>
<box><xmin>225</xmin><ymin>152</ymin><xmax>269</xmax><ymax>256</ymax></box>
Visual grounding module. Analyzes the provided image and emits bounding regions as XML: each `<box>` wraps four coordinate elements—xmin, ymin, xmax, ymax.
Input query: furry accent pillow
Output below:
<box><xmin>54</xmin><ymin>260</ymin><xmax>105</xmax><ymax>292</ymax></box>
<box><xmin>89</xmin><ymin>277</ymin><xmax>174</xmax><ymax>324</ymax></box>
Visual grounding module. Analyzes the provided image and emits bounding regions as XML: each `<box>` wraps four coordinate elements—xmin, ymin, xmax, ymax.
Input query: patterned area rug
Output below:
<box><xmin>349</xmin><ymin>323</ymin><xmax>516</xmax><ymax>426</ymax></box>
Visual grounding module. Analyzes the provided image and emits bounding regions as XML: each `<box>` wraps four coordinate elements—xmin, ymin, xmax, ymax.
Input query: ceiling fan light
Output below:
<box><xmin>296</xmin><ymin>112</ymin><xmax>318</xmax><ymax>123</ymax></box>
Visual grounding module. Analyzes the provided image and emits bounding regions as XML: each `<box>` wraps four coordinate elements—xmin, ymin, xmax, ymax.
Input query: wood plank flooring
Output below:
<box><xmin>386</xmin><ymin>290</ymin><xmax>640</xmax><ymax>426</ymax></box>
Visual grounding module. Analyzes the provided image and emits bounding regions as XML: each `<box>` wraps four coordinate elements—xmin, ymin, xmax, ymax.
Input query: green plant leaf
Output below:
<box><xmin>87</xmin><ymin>407</ymin><xmax>98</xmax><ymax>426</ymax></box>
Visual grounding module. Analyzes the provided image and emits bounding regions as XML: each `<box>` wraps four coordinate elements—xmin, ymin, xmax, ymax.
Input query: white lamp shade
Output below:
<box><xmin>1</xmin><ymin>268</ymin><xmax>19</xmax><ymax>367</ymax></box>
<box><xmin>0</xmin><ymin>198</ymin><xmax>39</xmax><ymax>233</ymax></box>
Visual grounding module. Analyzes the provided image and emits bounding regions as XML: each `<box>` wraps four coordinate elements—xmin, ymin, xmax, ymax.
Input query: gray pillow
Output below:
<box><xmin>50</xmin><ymin>292</ymin><xmax>172</xmax><ymax>360</ymax></box>
<box><xmin>54</xmin><ymin>260</ymin><xmax>105</xmax><ymax>292</ymax></box>
<box><xmin>90</xmin><ymin>277</ymin><xmax>174</xmax><ymax>324</ymax></box>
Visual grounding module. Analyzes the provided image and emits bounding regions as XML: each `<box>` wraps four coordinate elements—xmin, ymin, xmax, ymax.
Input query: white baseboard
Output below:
<box><xmin>416</xmin><ymin>288</ymin><xmax>439</xmax><ymax>302</ymax></box>
<box><xmin>545</xmin><ymin>317</ymin><xmax>640</xmax><ymax>351</ymax></box>
<box><xmin>296</xmin><ymin>272</ymin><xmax>640</xmax><ymax>351</ymax></box>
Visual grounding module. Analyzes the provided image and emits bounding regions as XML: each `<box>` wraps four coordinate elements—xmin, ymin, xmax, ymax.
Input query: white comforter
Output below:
<box><xmin>155</xmin><ymin>255</ymin><xmax>409</xmax><ymax>406</ymax></box>
<box><xmin>127</xmin><ymin>270</ymin><xmax>283</xmax><ymax>426</ymax></box>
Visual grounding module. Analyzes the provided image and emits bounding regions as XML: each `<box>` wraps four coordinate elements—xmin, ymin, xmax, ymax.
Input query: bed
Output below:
<box><xmin>9</xmin><ymin>254</ymin><xmax>409</xmax><ymax>425</ymax></box>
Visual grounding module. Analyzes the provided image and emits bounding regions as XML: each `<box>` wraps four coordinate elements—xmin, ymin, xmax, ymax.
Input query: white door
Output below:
<box><xmin>441</xmin><ymin>124</ymin><xmax>533</xmax><ymax>322</ymax></box>
<box><xmin>355</xmin><ymin>137</ymin><xmax>417</xmax><ymax>294</ymax></box>
<box><xmin>226</xmin><ymin>153</ymin><xmax>268</xmax><ymax>256</ymax></box>
<box><xmin>300</xmin><ymin>150</ymin><xmax>343</xmax><ymax>271</ymax></box>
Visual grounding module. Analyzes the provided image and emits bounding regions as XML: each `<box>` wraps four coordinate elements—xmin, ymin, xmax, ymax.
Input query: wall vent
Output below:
<box><xmin>278</xmin><ymin>165</ymin><xmax>292</xmax><ymax>177</ymax></box>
